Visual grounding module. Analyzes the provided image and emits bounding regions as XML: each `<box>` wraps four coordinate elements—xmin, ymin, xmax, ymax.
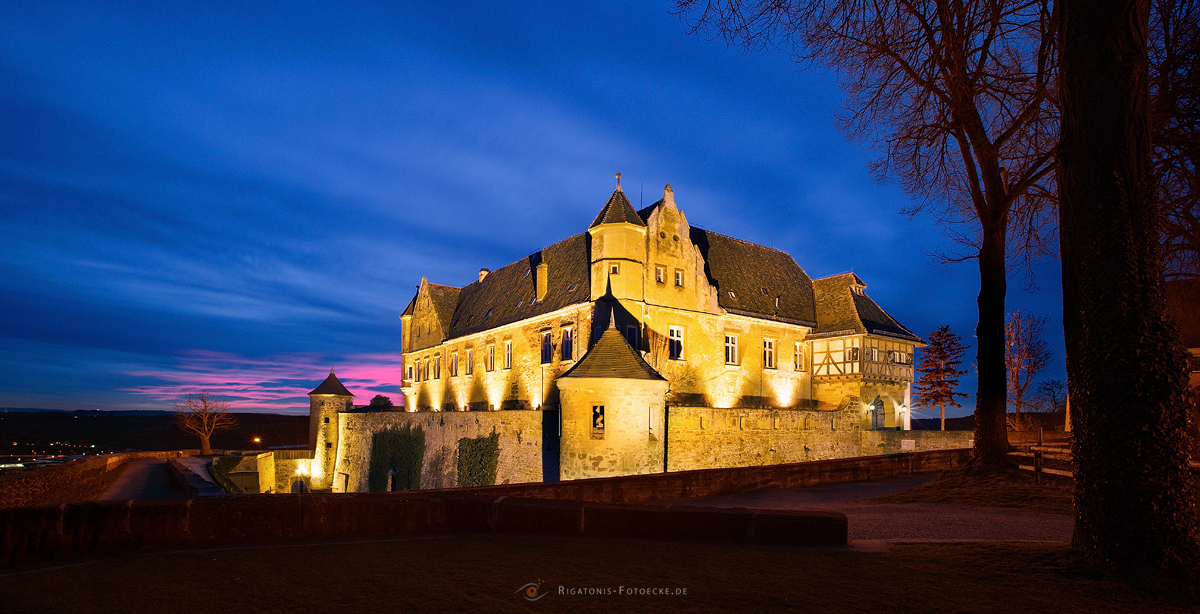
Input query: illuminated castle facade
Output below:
<box><xmin>258</xmin><ymin>181</ymin><xmax>970</xmax><ymax>495</ymax></box>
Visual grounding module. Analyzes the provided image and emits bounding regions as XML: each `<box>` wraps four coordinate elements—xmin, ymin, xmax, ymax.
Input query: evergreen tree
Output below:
<box><xmin>369</xmin><ymin>394</ymin><xmax>394</xmax><ymax>407</ymax></box>
<box><xmin>914</xmin><ymin>326</ymin><xmax>970</xmax><ymax>431</ymax></box>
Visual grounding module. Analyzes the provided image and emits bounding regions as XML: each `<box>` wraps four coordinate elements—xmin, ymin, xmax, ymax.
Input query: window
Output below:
<box><xmin>406</xmin><ymin>364</ymin><xmax>413</xmax><ymax>381</ymax></box>
<box><xmin>423</xmin><ymin>359</ymin><xmax>429</xmax><ymax>380</ymax></box>
<box><xmin>541</xmin><ymin>332</ymin><xmax>552</xmax><ymax>364</ymax></box>
<box><xmin>794</xmin><ymin>341</ymin><xmax>804</xmax><ymax>371</ymax></box>
<box><xmin>466</xmin><ymin>349</ymin><xmax>474</xmax><ymax>375</ymax></box>
<box><xmin>674</xmin><ymin>269</ymin><xmax>684</xmax><ymax>287</ymax></box>
<box><xmin>625</xmin><ymin>325</ymin><xmax>639</xmax><ymax>349</ymax></box>
<box><xmin>434</xmin><ymin>355</ymin><xmax>441</xmax><ymax>379</ymax></box>
<box><xmin>763</xmin><ymin>339</ymin><xmax>776</xmax><ymax>369</ymax></box>
<box><xmin>486</xmin><ymin>345</ymin><xmax>495</xmax><ymax>372</ymax></box>
<box><xmin>847</xmin><ymin>347</ymin><xmax>860</xmax><ymax>361</ymax></box>
<box><xmin>870</xmin><ymin>347</ymin><xmax>879</xmax><ymax>362</ymax></box>
<box><xmin>669</xmin><ymin>326</ymin><xmax>684</xmax><ymax>360</ymax></box>
<box><xmin>592</xmin><ymin>405</ymin><xmax>605</xmax><ymax>438</ymax></box>
<box><xmin>561</xmin><ymin>328</ymin><xmax>574</xmax><ymax>361</ymax></box>
<box><xmin>724</xmin><ymin>334</ymin><xmax>738</xmax><ymax>365</ymax></box>
<box><xmin>655</xmin><ymin>266</ymin><xmax>666</xmax><ymax>283</ymax></box>
<box><xmin>610</xmin><ymin>263</ymin><xmax>619</xmax><ymax>275</ymax></box>
<box><xmin>504</xmin><ymin>340</ymin><xmax>513</xmax><ymax>369</ymax></box>
<box><xmin>450</xmin><ymin>352</ymin><xmax>458</xmax><ymax>377</ymax></box>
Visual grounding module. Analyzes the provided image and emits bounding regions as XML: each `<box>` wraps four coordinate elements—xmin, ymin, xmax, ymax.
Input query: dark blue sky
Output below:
<box><xmin>0</xmin><ymin>1</ymin><xmax>1063</xmax><ymax>415</ymax></box>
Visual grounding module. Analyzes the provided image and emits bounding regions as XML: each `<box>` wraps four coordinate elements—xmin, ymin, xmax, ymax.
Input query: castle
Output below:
<box><xmin>248</xmin><ymin>180</ymin><xmax>971</xmax><ymax>494</ymax></box>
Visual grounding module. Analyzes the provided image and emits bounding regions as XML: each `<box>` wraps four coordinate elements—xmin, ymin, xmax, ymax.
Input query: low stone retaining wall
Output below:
<box><xmin>165</xmin><ymin>459</ymin><xmax>226</xmax><ymax>498</ymax></box>
<box><xmin>455</xmin><ymin>448</ymin><xmax>973</xmax><ymax>503</ymax></box>
<box><xmin>0</xmin><ymin>450</ymin><xmax>199</xmax><ymax>510</ymax></box>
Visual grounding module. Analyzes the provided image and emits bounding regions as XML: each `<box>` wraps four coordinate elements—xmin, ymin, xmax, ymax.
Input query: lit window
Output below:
<box><xmin>725</xmin><ymin>334</ymin><xmax>738</xmax><ymax>365</ymax></box>
<box><xmin>763</xmin><ymin>339</ymin><xmax>776</xmax><ymax>369</ymax></box>
<box><xmin>625</xmin><ymin>325</ymin><xmax>639</xmax><ymax>349</ymax></box>
<box><xmin>847</xmin><ymin>347</ymin><xmax>860</xmax><ymax>361</ymax></box>
<box><xmin>450</xmin><ymin>352</ymin><xmax>458</xmax><ymax>377</ymax></box>
<box><xmin>669</xmin><ymin>326</ymin><xmax>684</xmax><ymax>360</ymax></box>
<box><xmin>674</xmin><ymin>269</ymin><xmax>683</xmax><ymax>287</ymax></box>
<box><xmin>541</xmin><ymin>332</ymin><xmax>552</xmax><ymax>364</ymax></box>
<box><xmin>610</xmin><ymin>263</ymin><xmax>619</xmax><ymax>275</ymax></box>
<box><xmin>655</xmin><ymin>266</ymin><xmax>666</xmax><ymax>284</ymax></box>
<box><xmin>561</xmin><ymin>328</ymin><xmax>574</xmax><ymax>361</ymax></box>
<box><xmin>870</xmin><ymin>347</ymin><xmax>878</xmax><ymax>362</ymax></box>
<box><xmin>434</xmin><ymin>355</ymin><xmax>441</xmax><ymax>379</ymax></box>
<box><xmin>592</xmin><ymin>405</ymin><xmax>605</xmax><ymax>437</ymax></box>
<box><xmin>466</xmin><ymin>349</ymin><xmax>474</xmax><ymax>375</ymax></box>
<box><xmin>794</xmin><ymin>341</ymin><xmax>804</xmax><ymax>371</ymax></box>
<box><xmin>486</xmin><ymin>345</ymin><xmax>495</xmax><ymax>372</ymax></box>
<box><xmin>504</xmin><ymin>340</ymin><xmax>513</xmax><ymax>369</ymax></box>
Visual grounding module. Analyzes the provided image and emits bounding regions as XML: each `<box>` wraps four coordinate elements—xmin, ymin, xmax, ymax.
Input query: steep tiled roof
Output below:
<box><xmin>690</xmin><ymin>228</ymin><xmax>817</xmax><ymax>326</ymax></box>
<box><xmin>560</xmin><ymin>326</ymin><xmax>666</xmax><ymax>380</ymax></box>
<box><xmin>309</xmin><ymin>370</ymin><xmax>353</xmax><ymax>396</ymax></box>
<box><xmin>812</xmin><ymin>273</ymin><xmax>922</xmax><ymax>343</ymax></box>
<box><xmin>446</xmin><ymin>233</ymin><xmax>591</xmax><ymax>339</ymax></box>
<box><xmin>590</xmin><ymin>188</ymin><xmax>645</xmax><ymax>228</ymax></box>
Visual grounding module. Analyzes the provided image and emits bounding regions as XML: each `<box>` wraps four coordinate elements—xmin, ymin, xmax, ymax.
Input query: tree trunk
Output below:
<box><xmin>1059</xmin><ymin>0</ymin><xmax>1198</xmax><ymax>573</ymax></box>
<box><xmin>974</xmin><ymin>221</ymin><xmax>1011</xmax><ymax>466</ymax></box>
<box><xmin>940</xmin><ymin>403</ymin><xmax>946</xmax><ymax>431</ymax></box>
<box><xmin>199</xmin><ymin>434</ymin><xmax>212</xmax><ymax>456</ymax></box>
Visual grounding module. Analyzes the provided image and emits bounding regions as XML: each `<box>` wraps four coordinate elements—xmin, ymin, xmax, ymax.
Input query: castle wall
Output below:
<box><xmin>665</xmin><ymin>406</ymin><xmax>862</xmax><ymax>471</ymax></box>
<box><xmin>333</xmin><ymin>410</ymin><xmax>544</xmax><ymax>492</ymax></box>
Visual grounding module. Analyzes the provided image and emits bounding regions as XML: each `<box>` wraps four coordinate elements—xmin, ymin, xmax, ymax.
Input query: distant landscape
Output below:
<box><xmin>0</xmin><ymin>411</ymin><xmax>309</xmax><ymax>458</ymax></box>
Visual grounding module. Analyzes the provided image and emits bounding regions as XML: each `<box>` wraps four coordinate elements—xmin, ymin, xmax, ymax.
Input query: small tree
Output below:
<box><xmin>914</xmin><ymin>326</ymin><xmax>969</xmax><ymax>431</ymax></box>
<box><xmin>369</xmin><ymin>394</ymin><xmax>394</xmax><ymax>408</ymax></box>
<box><xmin>173</xmin><ymin>393</ymin><xmax>237</xmax><ymax>455</ymax></box>
<box><xmin>1004</xmin><ymin>310</ymin><xmax>1053</xmax><ymax>418</ymax></box>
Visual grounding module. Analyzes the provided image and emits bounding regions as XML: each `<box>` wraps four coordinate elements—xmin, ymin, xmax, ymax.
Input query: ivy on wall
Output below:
<box><xmin>367</xmin><ymin>425</ymin><xmax>425</xmax><ymax>492</ymax></box>
<box><xmin>457</xmin><ymin>431</ymin><xmax>500</xmax><ymax>488</ymax></box>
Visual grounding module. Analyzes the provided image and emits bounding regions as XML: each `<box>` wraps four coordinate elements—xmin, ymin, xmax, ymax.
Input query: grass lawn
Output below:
<box><xmin>1</xmin><ymin>535</ymin><xmax>1194</xmax><ymax>613</ymax></box>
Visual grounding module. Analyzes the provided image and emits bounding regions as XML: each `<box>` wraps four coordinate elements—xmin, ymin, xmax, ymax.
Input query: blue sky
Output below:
<box><xmin>0</xmin><ymin>1</ymin><xmax>1064</xmax><ymax>415</ymax></box>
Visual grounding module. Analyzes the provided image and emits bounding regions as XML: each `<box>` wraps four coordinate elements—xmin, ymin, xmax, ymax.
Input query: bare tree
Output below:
<box><xmin>173</xmin><ymin>393</ymin><xmax>238</xmax><ymax>455</ymax></box>
<box><xmin>1004</xmin><ymin>310</ymin><xmax>1052</xmax><ymax>417</ymax></box>
<box><xmin>675</xmin><ymin>0</ymin><xmax>1059</xmax><ymax>466</ymax></box>
<box><xmin>914</xmin><ymin>325</ymin><xmax>970</xmax><ymax>430</ymax></box>
<box><xmin>1032</xmin><ymin>377</ymin><xmax>1066</xmax><ymax>413</ymax></box>
<box><xmin>1151</xmin><ymin>0</ymin><xmax>1200</xmax><ymax>279</ymax></box>
<box><xmin>1059</xmin><ymin>0</ymin><xmax>1197</xmax><ymax>575</ymax></box>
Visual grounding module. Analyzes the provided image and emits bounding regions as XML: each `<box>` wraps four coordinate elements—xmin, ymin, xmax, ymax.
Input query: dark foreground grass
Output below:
<box><xmin>872</xmin><ymin>466</ymin><xmax>1075</xmax><ymax>513</ymax></box>
<box><xmin>1</xmin><ymin>535</ymin><xmax>1193</xmax><ymax>613</ymax></box>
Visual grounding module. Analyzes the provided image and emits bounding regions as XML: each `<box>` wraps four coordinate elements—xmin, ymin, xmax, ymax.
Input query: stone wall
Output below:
<box><xmin>858</xmin><ymin>429</ymin><xmax>974</xmax><ymax>454</ymax></box>
<box><xmin>0</xmin><ymin>450</ymin><xmax>197</xmax><ymax>510</ymax></box>
<box><xmin>665</xmin><ymin>405</ymin><xmax>863</xmax><ymax>471</ymax></box>
<box><xmin>334</xmin><ymin>410</ymin><xmax>544</xmax><ymax>492</ymax></box>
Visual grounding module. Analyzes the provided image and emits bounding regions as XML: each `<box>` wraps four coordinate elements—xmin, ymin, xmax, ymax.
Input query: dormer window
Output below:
<box><xmin>728</xmin><ymin>291</ymin><xmax>736</xmax><ymax>300</ymax></box>
<box><xmin>569</xmin><ymin>282</ymin><xmax>579</xmax><ymax>292</ymax></box>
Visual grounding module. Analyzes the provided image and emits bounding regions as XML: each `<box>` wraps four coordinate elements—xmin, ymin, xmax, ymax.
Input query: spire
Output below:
<box><xmin>615</xmin><ymin>172</ymin><xmax>622</xmax><ymax>191</ymax></box>
<box><xmin>309</xmin><ymin>369</ymin><xmax>353</xmax><ymax>396</ymax></box>
<box><xmin>608</xmin><ymin>306</ymin><xmax>617</xmax><ymax>330</ymax></box>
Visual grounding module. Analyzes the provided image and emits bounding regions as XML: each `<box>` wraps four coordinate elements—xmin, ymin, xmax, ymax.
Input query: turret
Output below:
<box><xmin>588</xmin><ymin>173</ymin><xmax>647</xmax><ymax>302</ymax></box>
<box><xmin>308</xmin><ymin>368</ymin><xmax>353</xmax><ymax>489</ymax></box>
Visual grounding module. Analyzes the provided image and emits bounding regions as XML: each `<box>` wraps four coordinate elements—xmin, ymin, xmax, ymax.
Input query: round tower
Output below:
<box><xmin>308</xmin><ymin>368</ymin><xmax>353</xmax><ymax>490</ymax></box>
<box><xmin>588</xmin><ymin>173</ymin><xmax>647</xmax><ymax>303</ymax></box>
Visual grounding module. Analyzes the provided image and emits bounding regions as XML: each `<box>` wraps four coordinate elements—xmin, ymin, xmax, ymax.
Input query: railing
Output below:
<box><xmin>1007</xmin><ymin>427</ymin><xmax>1073</xmax><ymax>482</ymax></box>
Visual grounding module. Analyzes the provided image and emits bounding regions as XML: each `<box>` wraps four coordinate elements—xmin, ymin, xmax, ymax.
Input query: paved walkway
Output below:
<box><xmin>98</xmin><ymin>459</ymin><xmax>185</xmax><ymax>500</ymax></box>
<box><xmin>667</xmin><ymin>473</ymin><xmax>1074</xmax><ymax>543</ymax></box>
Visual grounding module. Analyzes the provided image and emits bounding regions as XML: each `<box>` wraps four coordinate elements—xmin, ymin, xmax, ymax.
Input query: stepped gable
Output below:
<box><xmin>447</xmin><ymin>233</ymin><xmax>590</xmax><ymax>339</ymax></box>
<box><xmin>590</xmin><ymin>187</ymin><xmax>645</xmax><ymax>227</ymax></box>
<box><xmin>560</xmin><ymin>326</ymin><xmax>665</xmax><ymax>381</ymax></box>
<box><xmin>813</xmin><ymin>273</ymin><xmax>922</xmax><ymax>343</ymax></box>
<box><xmin>309</xmin><ymin>369</ymin><xmax>353</xmax><ymax>396</ymax></box>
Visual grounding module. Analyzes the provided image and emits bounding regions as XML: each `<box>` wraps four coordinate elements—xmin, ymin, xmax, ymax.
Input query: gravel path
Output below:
<box><xmin>667</xmin><ymin>474</ymin><xmax>1074</xmax><ymax>542</ymax></box>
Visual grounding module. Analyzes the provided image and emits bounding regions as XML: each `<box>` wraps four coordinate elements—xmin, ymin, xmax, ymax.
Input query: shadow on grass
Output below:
<box><xmin>871</xmin><ymin>465</ymin><xmax>1075</xmax><ymax>514</ymax></box>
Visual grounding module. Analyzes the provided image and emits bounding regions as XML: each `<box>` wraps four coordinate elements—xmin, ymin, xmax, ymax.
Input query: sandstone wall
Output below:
<box><xmin>334</xmin><ymin>410</ymin><xmax>544</xmax><ymax>492</ymax></box>
<box><xmin>665</xmin><ymin>406</ymin><xmax>863</xmax><ymax>471</ymax></box>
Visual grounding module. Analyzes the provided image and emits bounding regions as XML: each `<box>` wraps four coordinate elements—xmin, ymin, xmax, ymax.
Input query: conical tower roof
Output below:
<box><xmin>560</xmin><ymin>326</ymin><xmax>664</xmax><ymax>381</ymax></box>
<box><xmin>589</xmin><ymin>187</ymin><xmax>645</xmax><ymax>228</ymax></box>
<box><xmin>309</xmin><ymin>369</ymin><xmax>353</xmax><ymax>396</ymax></box>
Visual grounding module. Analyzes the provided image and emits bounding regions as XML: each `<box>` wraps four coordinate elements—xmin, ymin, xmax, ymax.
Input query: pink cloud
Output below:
<box><xmin>120</xmin><ymin>350</ymin><xmax>405</xmax><ymax>411</ymax></box>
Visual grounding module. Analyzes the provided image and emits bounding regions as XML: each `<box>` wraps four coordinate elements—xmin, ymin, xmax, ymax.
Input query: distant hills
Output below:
<box><xmin>0</xmin><ymin>411</ymin><xmax>309</xmax><ymax>452</ymax></box>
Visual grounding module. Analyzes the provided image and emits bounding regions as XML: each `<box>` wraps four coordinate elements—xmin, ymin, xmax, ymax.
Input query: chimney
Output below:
<box><xmin>536</xmin><ymin>263</ymin><xmax>548</xmax><ymax>301</ymax></box>
<box><xmin>479</xmin><ymin>268</ymin><xmax>490</xmax><ymax>282</ymax></box>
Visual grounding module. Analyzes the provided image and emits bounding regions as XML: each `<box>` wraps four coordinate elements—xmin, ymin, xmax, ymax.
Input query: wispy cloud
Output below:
<box><xmin>120</xmin><ymin>350</ymin><xmax>404</xmax><ymax>411</ymax></box>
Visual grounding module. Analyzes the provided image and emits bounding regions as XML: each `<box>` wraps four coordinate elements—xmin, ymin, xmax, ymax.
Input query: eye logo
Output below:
<box><xmin>515</xmin><ymin>581</ymin><xmax>546</xmax><ymax>601</ymax></box>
